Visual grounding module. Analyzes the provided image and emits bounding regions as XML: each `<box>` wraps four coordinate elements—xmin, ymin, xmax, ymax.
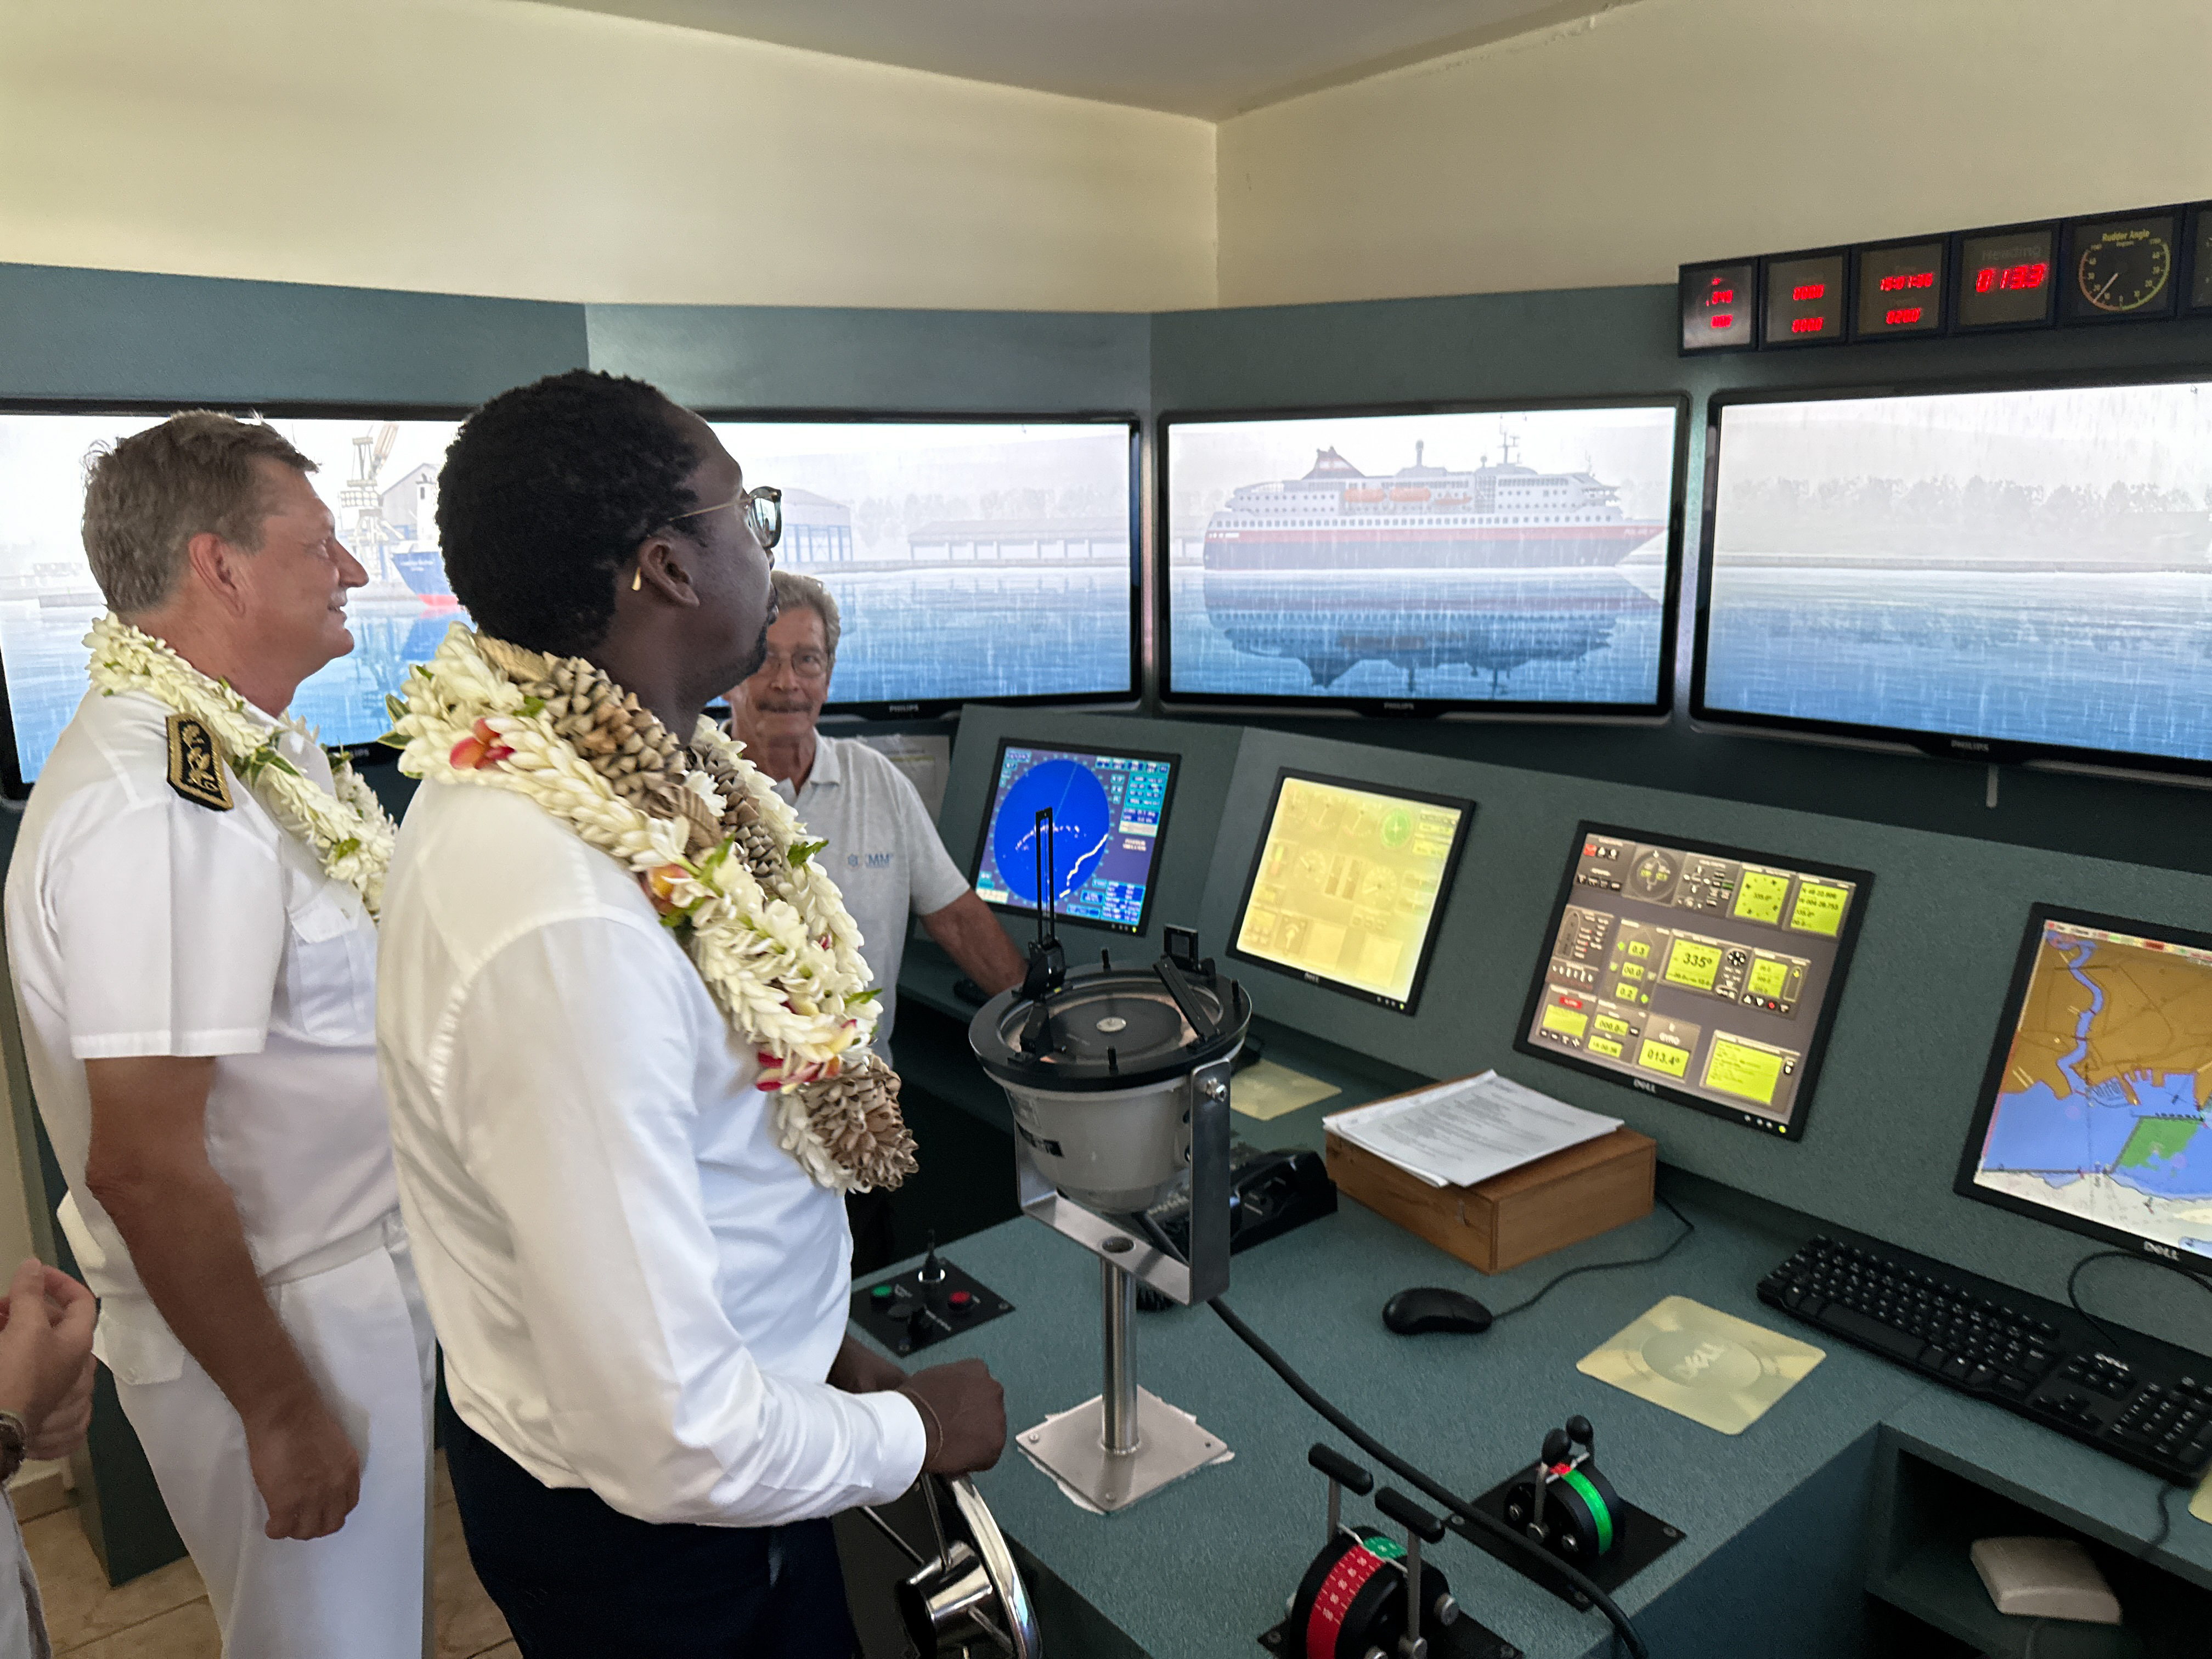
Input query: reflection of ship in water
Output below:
<box><xmin>347</xmin><ymin>430</ymin><xmax>456</xmax><ymax>605</ymax></box>
<box><xmin>1201</xmin><ymin>570</ymin><xmax>1650</xmax><ymax>692</ymax></box>
<box><xmin>1203</xmin><ymin>434</ymin><xmax>1663</xmax><ymax>573</ymax></box>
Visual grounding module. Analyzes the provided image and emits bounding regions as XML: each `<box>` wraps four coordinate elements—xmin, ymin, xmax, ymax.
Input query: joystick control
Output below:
<box><xmin>1272</xmin><ymin>1445</ymin><xmax>1477</xmax><ymax>1659</ymax></box>
<box><xmin>1503</xmin><ymin>1417</ymin><xmax>1622</xmax><ymax>1567</ymax></box>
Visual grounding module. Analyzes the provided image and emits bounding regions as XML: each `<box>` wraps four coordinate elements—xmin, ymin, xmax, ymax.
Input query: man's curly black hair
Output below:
<box><xmin>438</xmin><ymin>370</ymin><xmax>707</xmax><ymax>656</ymax></box>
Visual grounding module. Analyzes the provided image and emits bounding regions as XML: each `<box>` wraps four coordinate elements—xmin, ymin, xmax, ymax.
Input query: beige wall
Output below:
<box><xmin>1217</xmin><ymin>0</ymin><xmax>2212</xmax><ymax>308</ymax></box>
<box><xmin>0</xmin><ymin>0</ymin><xmax>1216</xmax><ymax>312</ymax></box>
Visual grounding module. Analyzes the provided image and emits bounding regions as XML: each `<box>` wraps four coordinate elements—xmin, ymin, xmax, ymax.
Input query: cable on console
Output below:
<box><xmin>2065</xmin><ymin>1248</ymin><xmax>2212</xmax><ymax>1352</ymax></box>
<box><xmin>1209</xmin><ymin>1295</ymin><xmax>1650</xmax><ymax>1659</ymax></box>
<box><xmin>2140</xmin><ymin>1478</ymin><xmax>2179</xmax><ymax>1561</ymax></box>
<box><xmin>1486</xmin><ymin>1195</ymin><xmax>1695</xmax><ymax>1324</ymax></box>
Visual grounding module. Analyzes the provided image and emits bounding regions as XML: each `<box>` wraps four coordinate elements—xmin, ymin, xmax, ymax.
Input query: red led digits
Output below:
<box><xmin>1886</xmin><ymin>307</ymin><xmax>1923</xmax><ymax>325</ymax></box>
<box><xmin>1878</xmin><ymin>272</ymin><xmax>1934</xmax><ymax>292</ymax></box>
<box><xmin>1791</xmin><ymin>283</ymin><xmax>1826</xmax><ymax>301</ymax></box>
<box><xmin>1708</xmin><ymin>287</ymin><xmax>1734</xmax><ymax>305</ymax></box>
<box><xmin>1709</xmin><ymin>313</ymin><xmax>1734</xmax><ymax>329</ymax></box>
<box><xmin>1975</xmin><ymin>262</ymin><xmax>2049</xmax><ymax>293</ymax></box>
<box><xmin>1791</xmin><ymin>317</ymin><xmax>1825</xmax><ymax>334</ymax></box>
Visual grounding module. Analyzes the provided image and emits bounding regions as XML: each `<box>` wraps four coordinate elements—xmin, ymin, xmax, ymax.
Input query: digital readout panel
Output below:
<box><xmin>1955</xmin><ymin>225</ymin><xmax>2058</xmax><ymax>330</ymax></box>
<box><xmin>1680</xmin><ymin>259</ymin><xmax>1758</xmax><ymax>352</ymax></box>
<box><xmin>1228</xmin><ymin>771</ymin><xmax>1472</xmax><ymax>1013</ymax></box>
<box><xmin>1516</xmin><ymin>825</ymin><xmax>1871</xmax><ymax>1138</ymax></box>
<box><xmin>1762</xmin><ymin>251</ymin><xmax>1847</xmax><ymax>346</ymax></box>
<box><xmin>971</xmin><ymin>742</ymin><xmax>1177</xmax><ymax>935</ymax></box>
<box><xmin>1853</xmin><ymin>239</ymin><xmax>1945</xmax><ymax>338</ymax></box>
<box><xmin>2062</xmin><ymin>210</ymin><xmax>2179</xmax><ymax>323</ymax></box>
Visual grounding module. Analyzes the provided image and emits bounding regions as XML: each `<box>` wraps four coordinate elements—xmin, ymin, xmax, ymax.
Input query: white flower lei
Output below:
<box><xmin>391</xmin><ymin>623</ymin><xmax>883</xmax><ymax>1190</ymax></box>
<box><xmin>83</xmin><ymin>613</ymin><xmax>397</xmax><ymax>917</ymax></box>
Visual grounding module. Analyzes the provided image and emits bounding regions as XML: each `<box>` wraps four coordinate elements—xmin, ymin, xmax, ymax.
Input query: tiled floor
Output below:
<box><xmin>22</xmin><ymin>1452</ymin><xmax>516</xmax><ymax>1657</ymax></box>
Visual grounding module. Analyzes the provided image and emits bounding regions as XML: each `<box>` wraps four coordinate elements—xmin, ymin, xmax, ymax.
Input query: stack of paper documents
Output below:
<box><xmin>1327</xmin><ymin>1070</ymin><xmax>1622</xmax><ymax>1189</ymax></box>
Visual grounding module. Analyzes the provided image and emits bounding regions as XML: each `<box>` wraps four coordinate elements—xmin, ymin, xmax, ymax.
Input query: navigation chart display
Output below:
<box><xmin>709</xmin><ymin>419</ymin><xmax>1136</xmax><ymax>712</ymax></box>
<box><xmin>1163</xmin><ymin>404</ymin><xmax>1680</xmax><ymax>712</ymax></box>
<box><xmin>970</xmin><ymin>741</ymin><xmax>1176</xmax><ymax>935</ymax></box>
<box><xmin>1516</xmin><ymin>824</ymin><xmax>1871</xmax><ymax>1137</ymax></box>
<box><xmin>1228</xmin><ymin>771</ymin><xmax>1471</xmax><ymax>1013</ymax></box>
<box><xmin>0</xmin><ymin>409</ymin><xmax>466</xmax><ymax>793</ymax></box>
<box><xmin>1700</xmin><ymin>380</ymin><xmax>2212</xmax><ymax>772</ymax></box>
<box><xmin>1958</xmin><ymin>908</ymin><xmax>2212</xmax><ymax>1263</ymax></box>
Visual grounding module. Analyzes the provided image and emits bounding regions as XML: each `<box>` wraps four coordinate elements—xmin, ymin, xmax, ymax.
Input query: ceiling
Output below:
<box><xmin>524</xmin><ymin>0</ymin><xmax>1618</xmax><ymax>119</ymax></box>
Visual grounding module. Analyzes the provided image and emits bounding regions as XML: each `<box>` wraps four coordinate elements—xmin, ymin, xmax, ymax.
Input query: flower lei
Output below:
<box><xmin>83</xmin><ymin>613</ymin><xmax>396</xmax><ymax>917</ymax></box>
<box><xmin>388</xmin><ymin>623</ymin><xmax>914</xmax><ymax>1193</ymax></box>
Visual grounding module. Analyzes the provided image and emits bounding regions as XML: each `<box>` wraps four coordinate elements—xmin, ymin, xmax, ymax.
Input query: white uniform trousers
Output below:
<box><xmin>111</xmin><ymin>1219</ymin><xmax>435</xmax><ymax>1659</ymax></box>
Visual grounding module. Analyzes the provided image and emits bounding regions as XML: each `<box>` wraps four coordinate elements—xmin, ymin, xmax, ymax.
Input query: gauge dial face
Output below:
<box><xmin>2065</xmin><ymin>214</ymin><xmax>2177</xmax><ymax>320</ymax></box>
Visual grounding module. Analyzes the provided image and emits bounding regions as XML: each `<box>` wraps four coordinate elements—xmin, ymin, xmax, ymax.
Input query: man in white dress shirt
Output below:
<box><xmin>729</xmin><ymin>572</ymin><xmax>1025</xmax><ymax>1267</ymax></box>
<box><xmin>377</xmin><ymin>371</ymin><xmax>1005</xmax><ymax>1656</ymax></box>
<box><xmin>4</xmin><ymin>414</ymin><xmax>434</xmax><ymax>1657</ymax></box>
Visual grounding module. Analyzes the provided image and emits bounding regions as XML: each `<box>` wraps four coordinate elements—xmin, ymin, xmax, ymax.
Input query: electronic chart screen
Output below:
<box><xmin>0</xmin><ymin>408</ymin><xmax>466</xmax><ymax>795</ymax></box>
<box><xmin>1227</xmin><ymin>770</ymin><xmax>1472</xmax><ymax>1014</ymax></box>
<box><xmin>1956</xmin><ymin>907</ymin><xmax>2212</xmax><ymax>1265</ymax></box>
<box><xmin>1699</xmin><ymin>379</ymin><xmax>2212</xmax><ymax>776</ymax></box>
<box><xmin>970</xmin><ymin>741</ymin><xmax>1177</xmax><ymax>936</ymax></box>
<box><xmin>1515</xmin><ymin>825</ymin><xmax>1872</xmax><ymax>1137</ymax></box>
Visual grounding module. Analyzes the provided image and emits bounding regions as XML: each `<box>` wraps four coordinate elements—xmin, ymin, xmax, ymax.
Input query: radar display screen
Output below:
<box><xmin>1515</xmin><ymin>823</ymin><xmax>1872</xmax><ymax>1138</ymax></box>
<box><xmin>1227</xmin><ymin>770</ymin><xmax>1472</xmax><ymax>1014</ymax></box>
<box><xmin>970</xmin><ymin>741</ymin><xmax>1176</xmax><ymax>935</ymax></box>
<box><xmin>1956</xmin><ymin>906</ymin><xmax>2212</xmax><ymax>1265</ymax></box>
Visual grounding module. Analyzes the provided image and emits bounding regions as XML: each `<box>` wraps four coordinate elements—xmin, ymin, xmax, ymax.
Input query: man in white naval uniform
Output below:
<box><xmin>5</xmin><ymin>414</ymin><xmax>433</xmax><ymax>1657</ymax></box>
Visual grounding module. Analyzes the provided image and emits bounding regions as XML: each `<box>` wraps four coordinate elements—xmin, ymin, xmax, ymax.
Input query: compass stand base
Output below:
<box><xmin>1019</xmin><ymin>1389</ymin><xmax>1224</xmax><ymax>1513</ymax></box>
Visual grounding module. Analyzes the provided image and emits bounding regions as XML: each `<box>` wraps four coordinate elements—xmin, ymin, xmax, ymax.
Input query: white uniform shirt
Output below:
<box><xmin>769</xmin><ymin>735</ymin><xmax>969</xmax><ymax>1058</ymax></box>
<box><xmin>375</xmin><ymin>782</ymin><xmax>927</xmax><ymax>1527</ymax></box>
<box><xmin>4</xmin><ymin>689</ymin><xmax>396</xmax><ymax>1371</ymax></box>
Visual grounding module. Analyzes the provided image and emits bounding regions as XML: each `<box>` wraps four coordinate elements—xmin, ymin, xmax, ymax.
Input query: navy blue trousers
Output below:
<box><xmin>445</xmin><ymin>1409</ymin><xmax>857</xmax><ymax>1658</ymax></box>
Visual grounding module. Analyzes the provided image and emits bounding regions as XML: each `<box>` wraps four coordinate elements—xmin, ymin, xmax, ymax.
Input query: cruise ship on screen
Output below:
<box><xmin>1203</xmin><ymin>437</ymin><xmax>1662</xmax><ymax>571</ymax></box>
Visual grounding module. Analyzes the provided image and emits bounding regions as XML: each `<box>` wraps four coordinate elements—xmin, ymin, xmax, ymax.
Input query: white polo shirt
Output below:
<box><xmin>375</xmin><ymin>781</ymin><xmax>926</xmax><ymax>1526</ymax></box>
<box><xmin>4</xmin><ymin>689</ymin><xmax>396</xmax><ymax>1370</ymax></box>
<box><xmin>769</xmin><ymin>735</ymin><xmax>970</xmax><ymax>1059</ymax></box>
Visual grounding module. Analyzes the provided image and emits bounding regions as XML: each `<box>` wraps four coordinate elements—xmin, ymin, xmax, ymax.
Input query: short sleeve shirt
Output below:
<box><xmin>3</xmin><ymin>689</ymin><xmax>397</xmax><ymax>1308</ymax></box>
<box><xmin>768</xmin><ymin>735</ymin><xmax>969</xmax><ymax>1059</ymax></box>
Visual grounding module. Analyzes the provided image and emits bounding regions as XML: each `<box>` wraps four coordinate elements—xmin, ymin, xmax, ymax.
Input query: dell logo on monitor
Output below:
<box><xmin>1633</xmin><ymin>1080</ymin><xmax>1656</xmax><ymax>1095</ymax></box>
<box><xmin>2144</xmin><ymin>1241</ymin><xmax>2182</xmax><ymax>1262</ymax></box>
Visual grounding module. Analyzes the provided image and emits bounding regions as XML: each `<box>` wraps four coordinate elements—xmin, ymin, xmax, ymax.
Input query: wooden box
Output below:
<box><xmin>1322</xmin><ymin>1113</ymin><xmax>1657</xmax><ymax>1276</ymax></box>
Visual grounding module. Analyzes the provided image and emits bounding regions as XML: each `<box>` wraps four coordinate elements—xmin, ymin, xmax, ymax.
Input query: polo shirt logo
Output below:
<box><xmin>165</xmin><ymin>714</ymin><xmax>233</xmax><ymax>811</ymax></box>
<box><xmin>866</xmin><ymin>853</ymin><xmax>894</xmax><ymax>867</ymax></box>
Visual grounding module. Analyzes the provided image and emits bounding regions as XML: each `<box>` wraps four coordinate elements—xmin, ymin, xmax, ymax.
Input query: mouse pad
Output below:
<box><xmin>1229</xmin><ymin>1059</ymin><xmax>1341</xmax><ymax>1122</ymax></box>
<box><xmin>1577</xmin><ymin>1296</ymin><xmax>1825</xmax><ymax>1435</ymax></box>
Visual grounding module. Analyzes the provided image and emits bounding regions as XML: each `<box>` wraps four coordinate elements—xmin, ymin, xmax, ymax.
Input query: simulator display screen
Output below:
<box><xmin>1703</xmin><ymin>381</ymin><xmax>2212</xmax><ymax>767</ymax></box>
<box><xmin>1517</xmin><ymin>826</ymin><xmax>1870</xmax><ymax>1137</ymax></box>
<box><xmin>0</xmin><ymin>411</ymin><xmax>465</xmax><ymax>788</ymax></box>
<box><xmin>709</xmin><ymin>421</ymin><xmax>1134</xmax><ymax>707</ymax></box>
<box><xmin>970</xmin><ymin>743</ymin><xmax>1175</xmax><ymax>935</ymax></box>
<box><xmin>1228</xmin><ymin>771</ymin><xmax>1471</xmax><ymax>1013</ymax></box>
<box><xmin>1164</xmin><ymin>406</ymin><xmax>1679</xmax><ymax>708</ymax></box>
<box><xmin>1960</xmin><ymin>910</ymin><xmax>2212</xmax><ymax>1263</ymax></box>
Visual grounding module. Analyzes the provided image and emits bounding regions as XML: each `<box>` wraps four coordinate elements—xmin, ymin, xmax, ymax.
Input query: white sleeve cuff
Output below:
<box><xmin>857</xmin><ymin>1386</ymin><xmax>932</xmax><ymax>1504</ymax></box>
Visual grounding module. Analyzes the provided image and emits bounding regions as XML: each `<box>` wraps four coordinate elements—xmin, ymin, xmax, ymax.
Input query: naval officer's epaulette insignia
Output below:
<box><xmin>165</xmin><ymin>714</ymin><xmax>233</xmax><ymax>811</ymax></box>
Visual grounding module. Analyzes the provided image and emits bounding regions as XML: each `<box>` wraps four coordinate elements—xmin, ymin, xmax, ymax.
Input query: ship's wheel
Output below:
<box><xmin>856</xmin><ymin>1475</ymin><xmax>1041</xmax><ymax>1657</ymax></box>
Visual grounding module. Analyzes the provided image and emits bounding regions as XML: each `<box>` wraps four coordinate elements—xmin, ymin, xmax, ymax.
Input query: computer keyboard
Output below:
<box><xmin>1759</xmin><ymin>1234</ymin><xmax>2212</xmax><ymax>1484</ymax></box>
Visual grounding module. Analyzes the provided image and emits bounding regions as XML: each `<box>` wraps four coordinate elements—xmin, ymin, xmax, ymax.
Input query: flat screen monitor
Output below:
<box><xmin>707</xmin><ymin>418</ymin><xmax>1138</xmax><ymax>716</ymax></box>
<box><xmin>970</xmin><ymin>740</ymin><xmax>1177</xmax><ymax>935</ymax></box>
<box><xmin>0</xmin><ymin>407</ymin><xmax>467</xmax><ymax>795</ymax></box>
<box><xmin>1515</xmin><ymin>823</ymin><xmax>1871</xmax><ymax>1138</ymax></box>
<box><xmin>1956</xmin><ymin>906</ymin><xmax>2212</xmax><ymax>1266</ymax></box>
<box><xmin>1160</xmin><ymin>401</ymin><xmax>1685</xmax><ymax>715</ymax></box>
<box><xmin>1697</xmin><ymin>377</ymin><xmax>2212</xmax><ymax>775</ymax></box>
<box><xmin>1227</xmin><ymin>770</ymin><xmax>1472</xmax><ymax>1014</ymax></box>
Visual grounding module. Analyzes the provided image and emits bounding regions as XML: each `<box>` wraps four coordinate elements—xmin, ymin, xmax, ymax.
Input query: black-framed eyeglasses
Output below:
<box><xmin>671</xmin><ymin>484</ymin><xmax>782</xmax><ymax>557</ymax></box>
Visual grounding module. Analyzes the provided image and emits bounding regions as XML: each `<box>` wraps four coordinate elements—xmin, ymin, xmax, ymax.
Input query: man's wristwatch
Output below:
<box><xmin>0</xmin><ymin>1410</ymin><xmax>28</xmax><ymax>1485</ymax></box>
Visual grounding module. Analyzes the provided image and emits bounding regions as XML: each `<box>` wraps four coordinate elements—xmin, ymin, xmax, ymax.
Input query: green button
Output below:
<box><xmin>871</xmin><ymin>1284</ymin><xmax>894</xmax><ymax>1301</ymax></box>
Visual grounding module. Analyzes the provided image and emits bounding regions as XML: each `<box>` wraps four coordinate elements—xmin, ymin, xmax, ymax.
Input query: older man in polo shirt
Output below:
<box><xmin>729</xmin><ymin>573</ymin><xmax>1024</xmax><ymax>1260</ymax></box>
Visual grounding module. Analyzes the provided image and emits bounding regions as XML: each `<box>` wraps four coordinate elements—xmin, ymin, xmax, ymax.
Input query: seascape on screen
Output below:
<box><xmin>1165</xmin><ymin>407</ymin><xmax>1678</xmax><ymax>703</ymax></box>
<box><xmin>1705</xmin><ymin>382</ymin><xmax>2212</xmax><ymax>763</ymax></box>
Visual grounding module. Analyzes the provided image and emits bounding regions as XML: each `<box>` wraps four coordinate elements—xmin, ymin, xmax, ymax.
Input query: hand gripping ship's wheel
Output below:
<box><xmin>860</xmin><ymin>1474</ymin><xmax>1041</xmax><ymax>1658</ymax></box>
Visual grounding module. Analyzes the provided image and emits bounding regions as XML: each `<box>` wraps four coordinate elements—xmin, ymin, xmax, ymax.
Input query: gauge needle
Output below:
<box><xmin>2090</xmin><ymin>269</ymin><xmax>2123</xmax><ymax>303</ymax></box>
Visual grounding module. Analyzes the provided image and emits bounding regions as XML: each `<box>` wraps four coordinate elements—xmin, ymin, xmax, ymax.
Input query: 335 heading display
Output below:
<box><xmin>1679</xmin><ymin>202</ymin><xmax>2212</xmax><ymax>353</ymax></box>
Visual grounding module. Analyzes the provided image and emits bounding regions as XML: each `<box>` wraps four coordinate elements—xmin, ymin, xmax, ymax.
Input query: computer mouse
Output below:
<box><xmin>1381</xmin><ymin>1285</ymin><xmax>1493</xmax><ymax>1336</ymax></box>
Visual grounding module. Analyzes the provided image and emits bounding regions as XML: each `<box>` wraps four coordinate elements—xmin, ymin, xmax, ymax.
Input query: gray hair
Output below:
<box><xmin>770</xmin><ymin>569</ymin><xmax>841</xmax><ymax>659</ymax></box>
<box><xmin>82</xmin><ymin>412</ymin><xmax>317</xmax><ymax>616</ymax></box>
